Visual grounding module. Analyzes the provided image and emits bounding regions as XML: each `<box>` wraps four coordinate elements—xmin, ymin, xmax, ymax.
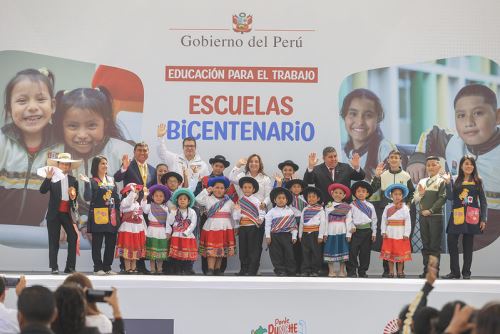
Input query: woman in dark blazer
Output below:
<box><xmin>82</xmin><ymin>155</ymin><xmax>121</xmax><ymax>275</ymax></box>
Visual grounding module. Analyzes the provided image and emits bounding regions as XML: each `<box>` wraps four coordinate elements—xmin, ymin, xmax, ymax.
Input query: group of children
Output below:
<box><xmin>110</xmin><ymin>155</ymin><xmax>417</xmax><ymax>278</ymax></box>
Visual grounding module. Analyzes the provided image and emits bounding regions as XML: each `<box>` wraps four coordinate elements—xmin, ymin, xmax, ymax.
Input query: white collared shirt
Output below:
<box><xmin>60</xmin><ymin>174</ymin><xmax>69</xmax><ymax>201</ymax></box>
<box><xmin>0</xmin><ymin>302</ymin><xmax>19</xmax><ymax>334</ymax></box>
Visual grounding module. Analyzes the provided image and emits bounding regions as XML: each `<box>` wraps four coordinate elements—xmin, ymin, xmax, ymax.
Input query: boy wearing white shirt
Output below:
<box><xmin>346</xmin><ymin>181</ymin><xmax>377</xmax><ymax>278</ymax></box>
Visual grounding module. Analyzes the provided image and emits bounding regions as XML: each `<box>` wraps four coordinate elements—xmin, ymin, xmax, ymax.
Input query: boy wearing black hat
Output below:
<box><xmin>285</xmin><ymin>179</ymin><xmax>307</xmax><ymax>274</ymax></box>
<box><xmin>265</xmin><ymin>187</ymin><xmax>297</xmax><ymax>276</ymax></box>
<box><xmin>234</xmin><ymin>177</ymin><xmax>266</xmax><ymax>275</ymax></box>
<box><xmin>347</xmin><ymin>181</ymin><xmax>377</xmax><ymax>278</ymax></box>
<box><xmin>299</xmin><ymin>186</ymin><xmax>326</xmax><ymax>277</ymax></box>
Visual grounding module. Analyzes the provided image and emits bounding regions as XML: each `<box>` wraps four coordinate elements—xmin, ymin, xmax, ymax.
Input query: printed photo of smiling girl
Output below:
<box><xmin>0</xmin><ymin>68</ymin><xmax>63</xmax><ymax>227</ymax></box>
<box><xmin>53</xmin><ymin>86</ymin><xmax>135</xmax><ymax>228</ymax></box>
<box><xmin>340</xmin><ymin>88</ymin><xmax>397</xmax><ymax>183</ymax></box>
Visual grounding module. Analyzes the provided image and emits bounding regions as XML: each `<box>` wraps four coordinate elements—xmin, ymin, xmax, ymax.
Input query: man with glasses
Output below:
<box><xmin>157</xmin><ymin>124</ymin><xmax>210</xmax><ymax>191</ymax></box>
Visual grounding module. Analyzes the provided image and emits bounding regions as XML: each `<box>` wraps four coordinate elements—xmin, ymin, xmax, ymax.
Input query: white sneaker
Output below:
<box><xmin>94</xmin><ymin>270</ymin><xmax>106</xmax><ymax>276</ymax></box>
<box><xmin>105</xmin><ymin>270</ymin><xmax>118</xmax><ymax>275</ymax></box>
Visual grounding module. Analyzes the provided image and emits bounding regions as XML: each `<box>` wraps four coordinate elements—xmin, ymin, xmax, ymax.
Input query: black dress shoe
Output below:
<box><xmin>347</xmin><ymin>273</ymin><xmax>357</xmax><ymax>278</ymax></box>
<box><xmin>206</xmin><ymin>269</ymin><xmax>215</xmax><ymax>276</ymax></box>
<box><xmin>235</xmin><ymin>270</ymin><xmax>246</xmax><ymax>276</ymax></box>
<box><xmin>382</xmin><ymin>272</ymin><xmax>389</xmax><ymax>278</ymax></box>
<box><xmin>358</xmin><ymin>273</ymin><xmax>368</xmax><ymax>278</ymax></box>
<box><xmin>441</xmin><ymin>273</ymin><xmax>461</xmax><ymax>279</ymax></box>
<box><xmin>64</xmin><ymin>268</ymin><xmax>75</xmax><ymax>274</ymax></box>
<box><xmin>418</xmin><ymin>272</ymin><xmax>427</xmax><ymax>278</ymax></box>
<box><xmin>51</xmin><ymin>268</ymin><xmax>59</xmax><ymax>275</ymax></box>
<box><xmin>139</xmin><ymin>269</ymin><xmax>151</xmax><ymax>275</ymax></box>
<box><xmin>462</xmin><ymin>274</ymin><xmax>471</xmax><ymax>280</ymax></box>
<box><xmin>310</xmin><ymin>272</ymin><xmax>319</xmax><ymax>277</ymax></box>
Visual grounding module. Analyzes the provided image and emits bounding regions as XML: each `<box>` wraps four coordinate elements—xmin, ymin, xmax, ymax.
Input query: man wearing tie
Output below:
<box><xmin>114</xmin><ymin>142</ymin><xmax>157</xmax><ymax>273</ymax></box>
<box><xmin>39</xmin><ymin>153</ymin><xmax>81</xmax><ymax>274</ymax></box>
<box><xmin>303</xmin><ymin>146</ymin><xmax>365</xmax><ymax>203</ymax></box>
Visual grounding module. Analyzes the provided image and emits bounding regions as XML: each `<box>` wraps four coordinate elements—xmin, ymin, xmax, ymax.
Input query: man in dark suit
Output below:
<box><xmin>39</xmin><ymin>153</ymin><xmax>80</xmax><ymax>274</ymax></box>
<box><xmin>303</xmin><ymin>146</ymin><xmax>365</xmax><ymax>203</ymax></box>
<box><xmin>114</xmin><ymin>142</ymin><xmax>156</xmax><ymax>274</ymax></box>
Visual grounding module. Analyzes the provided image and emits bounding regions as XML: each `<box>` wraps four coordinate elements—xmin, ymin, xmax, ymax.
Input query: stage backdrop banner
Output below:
<box><xmin>1</xmin><ymin>0</ymin><xmax>500</xmax><ymax>276</ymax></box>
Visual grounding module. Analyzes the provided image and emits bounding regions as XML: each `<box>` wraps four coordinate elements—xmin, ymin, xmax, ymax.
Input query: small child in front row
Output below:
<box><xmin>234</xmin><ymin>177</ymin><xmax>265</xmax><ymax>276</ymax></box>
<box><xmin>196</xmin><ymin>176</ymin><xmax>238</xmax><ymax>276</ymax></box>
<box><xmin>299</xmin><ymin>186</ymin><xmax>326</xmax><ymax>277</ymax></box>
<box><xmin>142</xmin><ymin>184</ymin><xmax>172</xmax><ymax>274</ymax></box>
<box><xmin>380</xmin><ymin>184</ymin><xmax>412</xmax><ymax>278</ymax></box>
<box><xmin>265</xmin><ymin>187</ymin><xmax>298</xmax><ymax>276</ymax></box>
<box><xmin>116</xmin><ymin>183</ymin><xmax>147</xmax><ymax>274</ymax></box>
<box><xmin>346</xmin><ymin>181</ymin><xmax>377</xmax><ymax>278</ymax></box>
<box><xmin>168</xmin><ymin>188</ymin><xmax>198</xmax><ymax>275</ymax></box>
<box><xmin>324</xmin><ymin>183</ymin><xmax>352</xmax><ymax>277</ymax></box>
<box><xmin>286</xmin><ymin>179</ymin><xmax>307</xmax><ymax>274</ymax></box>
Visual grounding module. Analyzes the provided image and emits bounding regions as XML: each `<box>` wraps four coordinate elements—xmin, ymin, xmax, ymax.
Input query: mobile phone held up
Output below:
<box><xmin>2</xmin><ymin>277</ymin><xmax>20</xmax><ymax>288</ymax></box>
<box><xmin>86</xmin><ymin>289</ymin><xmax>113</xmax><ymax>303</ymax></box>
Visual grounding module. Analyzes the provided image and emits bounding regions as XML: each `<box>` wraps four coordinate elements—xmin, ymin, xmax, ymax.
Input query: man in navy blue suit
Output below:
<box><xmin>114</xmin><ymin>142</ymin><xmax>156</xmax><ymax>274</ymax></box>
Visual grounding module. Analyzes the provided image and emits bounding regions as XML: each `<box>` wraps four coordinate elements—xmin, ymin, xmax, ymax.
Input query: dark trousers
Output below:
<box><xmin>301</xmin><ymin>231</ymin><xmax>322</xmax><ymax>274</ymax></box>
<box><xmin>293</xmin><ymin>239</ymin><xmax>303</xmax><ymax>274</ymax></box>
<box><xmin>347</xmin><ymin>228</ymin><xmax>372</xmax><ymax>276</ymax></box>
<box><xmin>47</xmin><ymin>212</ymin><xmax>77</xmax><ymax>270</ymax></box>
<box><xmin>238</xmin><ymin>226</ymin><xmax>262</xmax><ymax>275</ymax></box>
<box><xmin>448</xmin><ymin>233</ymin><xmax>474</xmax><ymax>277</ymax></box>
<box><xmin>91</xmin><ymin>232</ymin><xmax>117</xmax><ymax>272</ymax></box>
<box><xmin>420</xmin><ymin>215</ymin><xmax>443</xmax><ymax>273</ymax></box>
<box><xmin>269</xmin><ymin>232</ymin><xmax>296</xmax><ymax>275</ymax></box>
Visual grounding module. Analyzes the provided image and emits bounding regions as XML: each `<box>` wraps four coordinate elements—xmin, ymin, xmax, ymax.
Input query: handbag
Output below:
<box><xmin>453</xmin><ymin>207</ymin><xmax>464</xmax><ymax>225</ymax></box>
<box><xmin>465</xmin><ymin>206</ymin><xmax>480</xmax><ymax>224</ymax></box>
<box><xmin>94</xmin><ymin>207</ymin><xmax>110</xmax><ymax>224</ymax></box>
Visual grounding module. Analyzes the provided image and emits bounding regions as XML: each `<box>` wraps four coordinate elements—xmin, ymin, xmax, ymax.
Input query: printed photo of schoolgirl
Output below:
<box><xmin>168</xmin><ymin>188</ymin><xmax>198</xmax><ymax>275</ymax></box>
<box><xmin>340</xmin><ymin>88</ymin><xmax>396</xmax><ymax>181</ymax></box>
<box><xmin>53</xmin><ymin>87</ymin><xmax>135</xmax><ymax>221</ymax></box>
<box><xmin>196</xmin><ymin>176</ymin><xmax>238</xmax><ymax>276</ymax></box>
<box><xmin>0</xmin><ymin>68</ymin><xmax>61</xmax><ymax>226</ymax></box>
<box><xmin>442</xmin><ymin>155</ymin><xmax>487</xmax><ymax>280</ymax></box>
<box><xmin>380</xmin><ymin>184</ymin><xmax>412</xmax><ymax>278</ymax></box>
<box><xmin>407</xmin><ymin>84</ymin><xmax>499</xmax><ymax>250</ymax></box>
<box><xmin>265</xmin><ymin>187</ymin><xmax>297</xmax><ymax>277</ymax></box>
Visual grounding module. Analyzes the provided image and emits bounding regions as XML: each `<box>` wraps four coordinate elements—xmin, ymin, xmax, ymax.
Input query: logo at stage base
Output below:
<box><xmin>252</xmin><ymin>318</ymin><xmax>307</xmax><ymax>334</ymax></box>
<box><xmin>233</xmin><ymin>12</ymin><xmax>253</xmax><ymax>33</ymax></box>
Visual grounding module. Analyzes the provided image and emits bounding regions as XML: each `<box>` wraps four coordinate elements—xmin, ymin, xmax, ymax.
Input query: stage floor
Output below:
<box><xmin>3</xmin><ymin>273</ymin><xmax>500</xmax><ymax>333</ymax></box>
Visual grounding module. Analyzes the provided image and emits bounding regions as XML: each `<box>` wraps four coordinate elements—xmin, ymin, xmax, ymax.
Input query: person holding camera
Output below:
<box><xmin>64</xmin><ymin>273</ymin><xmax>124</xmax><ymax>334</ymax></box>
<box><xmin>0</xmin><ymin>275</ymin><xmax>26</xmax><ymax>334</ymax></box>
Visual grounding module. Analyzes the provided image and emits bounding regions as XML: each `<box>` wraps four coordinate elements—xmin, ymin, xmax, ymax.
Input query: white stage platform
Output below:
<box><xmin>3</xmin><ymin>274</ymin><xmax>500</xmax><ymax>334</ymax></box>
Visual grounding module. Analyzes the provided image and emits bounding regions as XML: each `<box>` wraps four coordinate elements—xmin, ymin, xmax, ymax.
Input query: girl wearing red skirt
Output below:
<box><xmin>380</xmin><ymin>184</ymin><xmax>411</xmax><ymax>278</ymax></box>
<box><xmin>196</xmin><ymin>176</ymin><xmax>238</xmax><ymax>276</ymax></box>
<box><xmin>116</xmin><ymin>183</ymin><xmax>147</xmax><ymax>273</ymax></box>
<box><xmin>168</xmin><ymin>188</ymin><xmax>198</xmax><ymax>275</ymax></box>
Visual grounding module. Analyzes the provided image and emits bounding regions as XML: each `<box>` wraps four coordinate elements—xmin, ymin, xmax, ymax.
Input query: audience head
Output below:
<box><xmin>476</xmin><ymin>302</ymin><xmax>500</xmax><ymax>334</ymax></box>
<box><xmin>52</xmin><ymin>284</ymin><xmax>87</xmax><ymax>334</ymax></box>
<box><xmin>17</xmin><ymin>285</ymin><xmax>57</xmax><ymax>329</ymax></box>
<box><xmin>64</xmin><ymin>273</ymin><xmax>100</xmax><ymax>315</ymax></box>
<box><xmin>435</xmin><ymin>300</ymin><xmax>467</xmax><ymax>334</ymax></box>
<box><xmin>412</xmin><ymin>306</ymin><xmax>439</xmax><ymax>334</ymax></box>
